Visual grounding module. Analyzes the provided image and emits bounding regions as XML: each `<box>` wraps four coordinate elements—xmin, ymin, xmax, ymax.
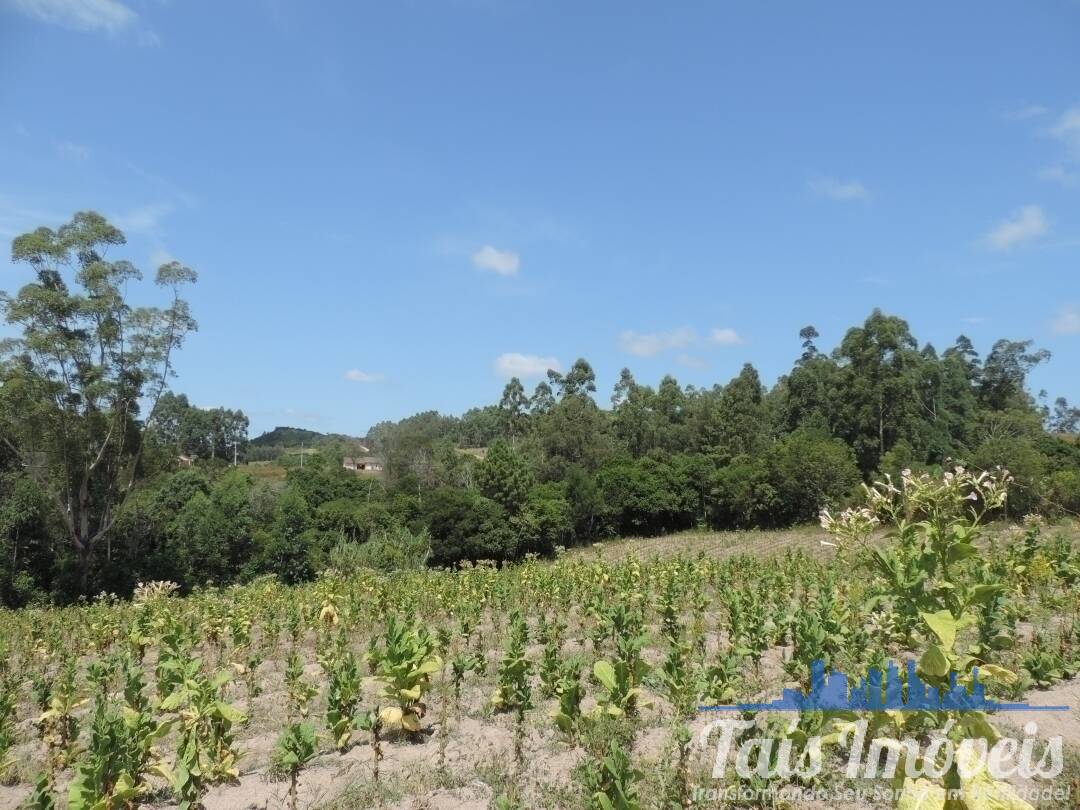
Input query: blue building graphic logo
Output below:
<box><xmin>699</xmin><ymin>659</ymin><xmax>1068</xmax><ymax>713</ymax></box>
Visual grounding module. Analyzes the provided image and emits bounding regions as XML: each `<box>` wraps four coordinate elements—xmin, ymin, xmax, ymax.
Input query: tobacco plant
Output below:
<box><xmin>270</xmin><ymin>722</ymin><xmax>317</xmax><ymax>810</ymax></box>
<box><xmin>821</xmin><ymin>466</ymin><xmax>1034</xmax><ymax>810</ymax></box>
<box><xmin>366</xmin><ymin>615</ymin><xmax>442</xmax><ymax>734</ymax></box>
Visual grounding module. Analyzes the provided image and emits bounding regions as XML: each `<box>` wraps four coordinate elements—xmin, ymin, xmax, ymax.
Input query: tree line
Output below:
<box><xmin>0</xmin><ymin>212</ymin><xmax>1077</xmax><ymax>605</ymax></box>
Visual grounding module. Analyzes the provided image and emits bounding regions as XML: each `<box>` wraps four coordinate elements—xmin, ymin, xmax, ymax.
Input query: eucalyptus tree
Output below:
<box><xmin>497</xmin><ymin>377</ymin><xmax>530</xmax><ymax>444</ymax></box>
<box><xmin>0</xmin><ymin>211</ymin><xmax>198</xmax><ymax>591</ymax></box>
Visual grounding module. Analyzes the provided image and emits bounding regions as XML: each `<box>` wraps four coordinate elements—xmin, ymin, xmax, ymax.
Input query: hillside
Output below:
<box><xmin>249</xmin><ymin>426</ymin><xmax>326</xmax><ymax>447</ymax></box>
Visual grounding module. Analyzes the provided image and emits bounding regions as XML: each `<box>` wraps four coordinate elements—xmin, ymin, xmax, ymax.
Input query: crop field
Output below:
<box><xmin>0</xmin><ymin>471</ymin><xmax>1078</xmax><ymax>810</ymax></box>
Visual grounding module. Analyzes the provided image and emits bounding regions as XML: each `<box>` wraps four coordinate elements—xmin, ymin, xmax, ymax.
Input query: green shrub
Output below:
<box><xmin>515</xmin><ymin>484</ymin><xmax>573</xmax><ymax>555</ymax></box>
<box><xmin>423</xmin><ymin>488</ymin><xmax>517</xmax><ymax>566</ymax></box>
<box><xmin>327</xmin><ymin>525</ymin><xmax>430</xmax><ymax>573</ymax></box>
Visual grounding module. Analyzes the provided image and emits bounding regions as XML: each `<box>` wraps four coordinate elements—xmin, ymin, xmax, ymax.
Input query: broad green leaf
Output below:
<box><xmin>213</xmin><ymin>701</ymin><xmax>245</xmax><ymax>724</ymax></box>
<box><xmin>968</xmin><ymin>584</ymin><xmax>1005</xmax><ymax>606</ymax></box>
<box><xmin>920</xmin><ymin>610</ymin><xmax>960</xmax><ymax>651</ymax></box>
<box><xmin>593</xmin><ymin>660</ymin><xmax>617</xmax><ymax>691</ymax></box>
<box><xmin>947</xmin><ymin>543</ymin><xmax>978</xmax><ymax>564</ymax></box>
<box><xmin>920</xmin><ymin>644</ymin><xmax>950</xmax><ymax>678</ymax></box>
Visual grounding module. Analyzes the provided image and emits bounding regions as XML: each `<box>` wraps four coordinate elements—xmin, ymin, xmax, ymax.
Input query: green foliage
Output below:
<box><xmin>549</xmin><ymin>656</ymin><xmax>585</xmax><ymax>741</ymax></box>
<box><xmin>0</xmin><ymin>255</ymin><xmax>1077</xmax><ymax>601</ymax></box>
<box><xmin>581</xmin><ymin>738</ymin><xmax>643</xmax><ymax>810</ymax></box>
<box><xmin>68</xmin><ymin>675</ymin><xmax>174</xmax><ymax>810</ymax></box>
<box><xmin>475</xmin><ymin>439</ymin><xmax>534</xmax><ymax>514</ymax></box>
<box><xmin>1</xmin><ymin>211</ymin><xmax>198</xmax><ymax>592</ymax></box>
<box><xmin>271</xmin><ymin>722</ymin><xmax>317</xmax><ymax>810</ymax></box>
<box><xmin>159</xmin><ymin>661</ymin><xmax>245</xmax><ymax>809</ymax></box>
<box><xmin>491</xmin><ymin>611</ymin><xmax>532</xmax><ymax>713</ymax></box>
<box><xmin>423</xmin><ymin>488</ymin><xmax>517</xmax><ymax>566</ymax></box>
<box><xmin>320</xmin><ymin>641</ymin><xmax>363</xmax><ymax>751</ymax></box>
<box><xmin>591</xmin><ymin>659</ymin><xmax>648</xmax><ymax>719</ymax></box>
<box><xmin>366</xmin><ymin>616</ymin><xmax>442</xmax><ymax>733</ymax></box>
<box><xmin>327</xmin><ymin>525</ymin><xmax>430</xmax><ymax>573</ymax></box>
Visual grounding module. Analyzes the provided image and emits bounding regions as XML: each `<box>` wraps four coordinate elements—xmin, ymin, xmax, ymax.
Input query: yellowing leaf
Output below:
<box><xmin>379</xmin><ymin>706</ymin><xmax>403</xmax><ymax>728</ymax></box>
<box><xmin>955</xmin><ymin>743</ymin><xmax>1035</xmax><ymax>809</ymax></box>
<box><xmin>417</xmin><ymin>657</ymin><xmax>442</xmax><ymax>675</ymax></box>
<box><xmin>896</xmin><ymin>778</ymin><xmax>946</xmax><ymax>810</ymax></box>
<box><xmin>977</xmin><ymin>664</ymin><xmax>1017</xmax><ymax>685</ymax></box>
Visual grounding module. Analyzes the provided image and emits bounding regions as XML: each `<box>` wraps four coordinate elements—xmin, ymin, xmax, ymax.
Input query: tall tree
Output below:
<box><xmin>831</xmin><ymin>310</ymin><xmax>923</xmax><ymax>473</ymax></box>
<box><xmin>497</xmin><ymin>377</ymin><xmax>529</xmax><ymax>444</ymax></box>
<box><xmin>1050</xmin><ymin>397</ymin><xmax>1080</xmax><ymax>435</ymax></box>
<box><xmin>0</xmin><ymin>212</ymin><xmax>197</xmax><ymax>590</ymax></box>
<box><xmin>529</xmin><ymin>381</ymin><xmax>555</xmax><ymax>415</ymax></box>
<box><xmin>978</xmin><ymin>339</ymin><xmax>1050</xmax><ymax>411</ymax></box>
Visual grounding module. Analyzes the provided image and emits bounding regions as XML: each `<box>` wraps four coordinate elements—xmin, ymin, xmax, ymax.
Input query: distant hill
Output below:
<box><xmin>250</xmin><ymin>426</ymin><xmax>326</xmax><ymax>447</ymax></box>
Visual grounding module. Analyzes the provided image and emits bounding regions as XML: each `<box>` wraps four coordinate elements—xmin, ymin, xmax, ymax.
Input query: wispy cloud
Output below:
<box><xmin>709</xmin><ymin>327</ymin><xmax>743</xmax><ymax>346</ymax></box>
<box><xmin>1037</xmin><ymin>165</ymin><xmax>1077</xmax><ymax>188</ymax></box>
<box><xmin>113</xmin><ymin>202</ymin><xmax>174</xmax><ymax>235</ymax></box>
<box><xmin>494</xmin><ymin>352</ymin><xmax>560</xmax><ymax>379</ymax></box>
<box><xmin>1048</xmin><ymin>106</ymin><xmax>1080</xmax><ymax>153</ymax></box>
<box><xmin>808</xmin><ymin>175</ymin><xmax>871</xmax><ymax>202</ymax></box>
<box><xmin>0</xmin><ymin>195</ymin><xmax>65</xmax><ymax>239</ymax></box>
<box><xmin>472</xmin><ymin>244</ymin><xmax>520</xmax><ymax>276</ymax></box>
<box><xmin>618</xmin><ymin>326</ymin><xmax>743</xmax><ymax>357</ymax></box>
<box><xmin>982</xmin><ymin>204</ymin><xmax>1048</xmax><ymax>252</ymax></box>
<box><xmin>6</xmin><ymin>0</ymin><xmax>136</xmax><ymax>33</ymax></box>
<box><xmin>56</xmin><ymin>140</ymin><xmax>90</xmax><ymax>161</ymax></box>
<box><xmin>1003</xmin><ymin>104</ymin><xmax>1048</xmax><ymax>121</ymax></box>
<box><xmin>149</xmin><ymin>247</ymin><xmax>175</xmax><ymax>268</ymax></box>
<box><xmin>1052</xmin><ymin>304</ymin><xmax>1080</xmax><ymax>336</ymax></box>
<box><xmin>344</xmin><ymin>369</ymin><xmax>385</xmax><ymax>383</ymax></box>
<box><xmin>618</xmin><ymin>327</ymin><xmax>696</xmax><ymax>357</ymax></box>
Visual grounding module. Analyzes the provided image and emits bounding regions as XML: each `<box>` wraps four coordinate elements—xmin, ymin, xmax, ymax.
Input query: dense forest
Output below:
<box><xmin>1</xmin><ymin>213</ymin><xmax>1078</xmax><ymax>606</ymax></box>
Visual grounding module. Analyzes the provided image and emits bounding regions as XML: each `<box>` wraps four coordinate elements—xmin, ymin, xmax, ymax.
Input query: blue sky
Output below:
<box><xmin>1</xmin><ymin>0</ymin><xmax>1078</xmax><ymax>436</ymax></box>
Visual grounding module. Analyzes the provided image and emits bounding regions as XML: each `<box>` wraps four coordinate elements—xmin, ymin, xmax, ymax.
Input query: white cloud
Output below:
<box><xmin>808</xmin><ymin>175</ymin><xmax>870</xmax><ymax>202</ymax></box>
<box><xmin>1004</xmin><ymin>104</ymin><xmax>1048</xmax><ymax>121</ymax></box>
<box><xmin>56</xmin><ymin>140</ymin><xmax>89</xmax><ymax>161</ymax></box>
<box><xmin>6</xmin><ymin>0</ymin><xmax>136</xmax><ymax>33</ymax></box>
<box><xmin>344</xmin><ymin>369</ymin><xmax>385</xmax><ymax>383</ymax></box>
<box><xmin>1052</xmin><ymin>305</ymin><xmax>1080</xmax><ymax>336</ymax></box>
<box><xmin>1048</xmin><ymin>106</ymin><xmax>1080</xmax><ymax>153</ymax></box>
<box><xmin>618</xmin><ymin>327</ymin><xmax>696</xmax><ymax>357</ymax></box>
<box><xmin>709</xmin><ymin>327</ymin><xmax>743</xmax><ymax>346</ymax></box>
<box><xmin>149</xmin><ymin>247</ymin><xmax>175</xmax><ymax>268</ymax></box>
<box><xmin>982</xmin><ymin>204</ymin><xmax>1048</xmax><ymax>251</ymax></box>
<box><xmin>113</xmin><ymin>202</ymin><xmax>174</xmax><ymax>235</ymax></box>
<box><xmin>1037</xmin><ymin>164</ymin><xmax>1078</xmax><ymax>188</ymax></box>
<box><xmin>618</xmin><ymin>326</ymin><xmax>743</xmax><ymax>356</ymax></box>
<box><xmin>472</xmin><ymin>244</ymin><xmax>520</xmax><ymax>276</ymax></box>
<box><xmin>494</xmin><ymin>352</ymin><xmax>560</xmax><ymax>379</ymax></box>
